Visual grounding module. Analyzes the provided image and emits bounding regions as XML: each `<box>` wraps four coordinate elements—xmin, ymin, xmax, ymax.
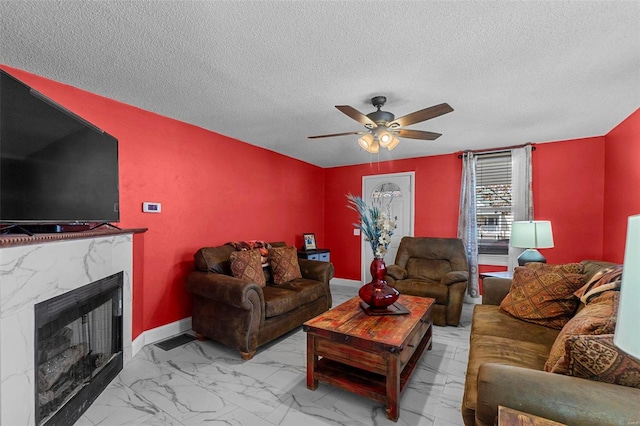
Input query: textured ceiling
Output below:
<box><xmin>1</xmin><ymin>1</ymin><xmax>639</xmax><ymax>167</ymax></box>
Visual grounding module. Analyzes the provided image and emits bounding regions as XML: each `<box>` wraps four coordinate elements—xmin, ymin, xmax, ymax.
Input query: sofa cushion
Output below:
<box><xmin>581</xmin><ymin>260</ymin><xmax>618</xmax><ymax>283</ymax></box>
<box><xmin>499</xmin><ymin>265</ymin><xmax>586</xmax><ymax>329</ymax></box>
<box><xmin>471</xmin><ymin>305</ymin><xmax>560</xmax><ymax>346</ymax></box>
<box><xmin>544</xmin><ymin>291</ymin><xmax>619</xmax><ymax>374</ymax></box>
<box><xmin>406</xmin><ymin>258</ymin><xmax>451</xmax><ymax>281</ymax></box>
<box><xmin>464</xmin><ymin>330</ymin><xmax>552</xmax><ymax>413</ymax></box>
<box><xmin>567</xmin><ymin>334</ymin><xmax>640</xmax><ymax>389</ymax></box>
<box><xmin>263</xmin><ymin>278</ymin><xmax>326</xmax><ymax>318</ymax></box>
<box><xmin>229</xmin><ymin>249</ymin><xmax>266</xmax><ymax>287</ymax></box>
<box><xmin>269</xmin><ymin>246</ymin><xmax>302</xmax><ymax>284</ymax></box>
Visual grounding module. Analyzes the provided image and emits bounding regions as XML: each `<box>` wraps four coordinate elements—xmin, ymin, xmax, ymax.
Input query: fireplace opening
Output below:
<box><xmin>34</xmin><ymin>272</ymin><xmax>123</xmax><ymax>426</ymax></box>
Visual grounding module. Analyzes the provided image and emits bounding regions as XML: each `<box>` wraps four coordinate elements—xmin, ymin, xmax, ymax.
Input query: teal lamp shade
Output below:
<box><xmin>510</xmin><ymin>220</ymin><xmax>554</xmax><ymax>266</ymax></box>
<box><xmin>615</xmin><ymin>214</ymin><xmax>640</xmax><ymax>359</ymax></box>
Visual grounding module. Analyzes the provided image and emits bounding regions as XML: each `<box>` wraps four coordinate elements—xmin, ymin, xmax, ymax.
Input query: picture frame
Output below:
<box><xmin>303</xmin><ymin>233</ymin><xmax>317</xmax><ymax>251</ymax></box>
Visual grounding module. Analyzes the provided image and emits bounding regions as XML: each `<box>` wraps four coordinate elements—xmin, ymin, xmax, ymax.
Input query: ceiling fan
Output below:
<box><xmin>308</xmin><ymin>96</ymin><xmax>453</xmax><ymax>153</ymax></box>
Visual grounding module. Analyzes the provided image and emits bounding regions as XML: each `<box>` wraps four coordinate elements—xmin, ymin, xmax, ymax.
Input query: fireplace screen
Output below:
<box><xmin>34</xmin><ymin>272</ymin><xmax>123</xmax><ymax>426</ymax></box>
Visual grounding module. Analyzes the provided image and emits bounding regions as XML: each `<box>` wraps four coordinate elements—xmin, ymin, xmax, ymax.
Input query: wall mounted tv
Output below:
<box><xmin>0</xmin><ymin>69</ymin><xmax>119</xmax><ymax>230</ymax></box>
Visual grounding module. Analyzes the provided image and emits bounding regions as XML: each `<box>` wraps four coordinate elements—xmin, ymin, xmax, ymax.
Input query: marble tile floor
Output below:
<box><xmin>77</xmin><ymin>285</ymin><xmax>474</xmax><ymax>426</ymax></box>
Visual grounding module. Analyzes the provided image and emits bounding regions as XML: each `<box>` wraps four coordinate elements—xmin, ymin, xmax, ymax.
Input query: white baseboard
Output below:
<box><xmin>131</xmin><ymin>317</ymin><xmax>193</xmax><ymax>357</ymax></box>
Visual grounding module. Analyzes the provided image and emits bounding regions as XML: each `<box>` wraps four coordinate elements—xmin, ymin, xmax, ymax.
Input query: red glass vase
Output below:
<box><xmin>358</xmin><ymin>257</ymin><xmax>400</xmax><ymax>310</ymax></box>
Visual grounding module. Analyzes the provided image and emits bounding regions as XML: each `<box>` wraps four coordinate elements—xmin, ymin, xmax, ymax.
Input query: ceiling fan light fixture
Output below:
<box><xmin>369</xmin><ymin>139</ymin><xmax>380</xmax><ymax>154</ymax></box>
<box><xmin>376</xmin><ymin>127</ymin><xmax>394</xmax><ymax>148</ymax></box>
<box><xmin>386</xmin><ymin>135</ymin><xmax>400</xmax><ymax>151</ymax></box>
<box><xmin>358</xmin><ymin>133</ymin><xmax>375</xmax><ymax>152</ymax></box>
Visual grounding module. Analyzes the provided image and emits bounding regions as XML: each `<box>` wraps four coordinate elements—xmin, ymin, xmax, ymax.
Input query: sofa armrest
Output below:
<box><xmin>476</xmin><ymin>363</ymin><xmax>640</xmax><ymax>426</ymax></box>
<box><xmin>386</xmin><ymin>264</ymin><xmax>407</xmax><ymax>280</ymax></box>
<box><xmin>298</xmin><ymin>258</ymin><xmax>334</xmax><ymax>283</ymax></box>
<box><xmin>481</xmin><ymin>277</ymin><xmax>512</xmax><ymax>305</ymax></box>
<box><xmin>185</xmin><ymin>270</ymin><xmax>264</xmax><ymax>311</ymax></box>
<box><xmin>441</xmin><ymin>270</ymin><xmax>468</xmax><ymax>286</ymax></box>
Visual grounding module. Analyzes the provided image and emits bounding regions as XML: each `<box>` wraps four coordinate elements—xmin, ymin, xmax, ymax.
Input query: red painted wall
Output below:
<box><xmin>603</xmin><ymin>108</ymin><xmax>640</xmax><ymax>262</ymax></box>
<box><xmin>325</xmin><ymin>138</ymin><xmax>608</xmax><ymax>282</ymax></box>
<box><xmin>2</xmin><ymin>65</ymin><xmax>325</xmax><ymax>337</ymax></box>
<box><xmin>532</xmin><ymin>137</ymin><xmax>606</xmax><ymax>264</ymax></box>
<box><xmin>324</xmin><ymin>154</ymin><xmax>461</xmax><ymax>281</ymax></box>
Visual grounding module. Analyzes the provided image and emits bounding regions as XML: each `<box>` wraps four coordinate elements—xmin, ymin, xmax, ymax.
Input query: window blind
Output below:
<box><xmin>476</xmin><ymin>152</ymin><xmax>512</xmax><ymax>255</ymax></box>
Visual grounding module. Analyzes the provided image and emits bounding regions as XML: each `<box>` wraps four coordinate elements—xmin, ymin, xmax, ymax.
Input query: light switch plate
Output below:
<box><xmin>142</xmin><ymin>202</ymin><xmax>161</xmax><ymax>213</ymax></box>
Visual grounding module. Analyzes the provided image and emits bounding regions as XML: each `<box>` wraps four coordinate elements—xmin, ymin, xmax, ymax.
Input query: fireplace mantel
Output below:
<box><xmin>0</xmin><ymin>229</ymin><xmax>141</xmax><ymax>426</ymax></box>
<box><xmin>0</xmin><ymin>227</ymin><xmax>147</xmax><ymax>248</ymax></box>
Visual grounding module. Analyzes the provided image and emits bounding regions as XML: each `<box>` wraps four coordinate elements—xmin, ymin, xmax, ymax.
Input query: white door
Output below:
<box><xmin>361</xmin><ymin>172</ymin><xmax>414</xmax><ymax>284</ymax></box>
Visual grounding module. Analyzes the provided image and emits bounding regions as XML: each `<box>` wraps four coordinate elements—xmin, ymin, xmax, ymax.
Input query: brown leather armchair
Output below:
<box><xmin>386</xmin><ymin>237</ymin><xmax>468</xmax><ymax>326</ymax></box>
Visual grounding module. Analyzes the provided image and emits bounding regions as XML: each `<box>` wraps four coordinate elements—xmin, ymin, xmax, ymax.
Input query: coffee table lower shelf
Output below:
<box><xmin>313</xmin><ymin>335</ymin><xmax>429</xmax><ymax>404</ymax></box>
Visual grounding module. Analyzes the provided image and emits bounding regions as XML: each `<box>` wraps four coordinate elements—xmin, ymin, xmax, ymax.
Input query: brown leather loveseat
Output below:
<box><xmin>185</xmin><ymin>242</ymin><xmax>333</xmax><ymax>360</ymax></box>
<box><xmin>462</xmin><ymin>260</ymin><xmax>640</xmax><ymax>425</ymax></box>
<box><xmin>386</xmin><ymin>237</ymin><xmax>469</xmax><ymax>326</ymax></box>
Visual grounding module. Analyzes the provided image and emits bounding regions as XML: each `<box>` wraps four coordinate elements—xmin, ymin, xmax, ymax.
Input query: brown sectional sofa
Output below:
<box><xmin>462</xmin><ymin>260</ymin><xmax>640</xmax><ymax>425</ymax></box>
<box><xmin>185</xmin><ymin>242</ymin><xmax>333</xmax><ymax>360</ymax></box>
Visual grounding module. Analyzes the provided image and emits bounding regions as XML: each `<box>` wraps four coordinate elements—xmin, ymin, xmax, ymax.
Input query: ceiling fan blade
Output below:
<box><xmin>335</xmin><ymin>105</ymin><xmax>378</xmax><ymax>128</ymax></box>
<box><xmin>396</xmin><ymin>129</ymin><xmax>442</xmax><ymax>140</ymax></box>
<box><xmin>308</xmin><ymin>131</ymin><xmax>366</xmax><ymax>139</ymax></box>
<box><xmin>389</xmin><ymin>103</ymin><xmax>453</xmax><ymax>128</ymax></box>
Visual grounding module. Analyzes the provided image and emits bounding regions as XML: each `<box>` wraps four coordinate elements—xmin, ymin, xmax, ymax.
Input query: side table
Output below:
<box><xmin>479</xmin><ymin>271</ymin><xmax>513</xmax><ymax>280</ymax></box>
<box><xmin>298</xmin><ymin>248</ymin><xmax>330</xmax><ymax>262</ymax></box>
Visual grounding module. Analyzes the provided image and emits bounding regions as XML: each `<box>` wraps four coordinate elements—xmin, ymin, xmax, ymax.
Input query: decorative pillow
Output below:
<box><xmin>229</xmin><ymin>249</ymin><xmax>266</xmax><ymax>287</ymax></box>
<box><xmin>524</xmin><ymin>262</ymin><xmax>584</xmax><ymax>275</ymax></box>
<box><xmin>566</xmin><ymin>334</ymin><xmax>640</xmax><ymax>388</ymax></box>
<box><xmin>226</xmin><ymin>240</ymin><xmax>272</xmax><ymax>265</ymax></box>
<box><xmin>574</xmin><ymin>265</ymin><xmax>623</xmax><ymax>304</ymax></box>
<box><xmin>269</xmin><ymin>246</ymin><xmax>302</xmax><ymax>284</ymax></box>
<box><xmin>544</xmin><ymin>291</ymin><xmax>619</xmax><ymax>373</ymax></box>
<box><xmin>499</xmin><ymin>265</ymin><xmax>586</xmax><ymax>329</ymax></box>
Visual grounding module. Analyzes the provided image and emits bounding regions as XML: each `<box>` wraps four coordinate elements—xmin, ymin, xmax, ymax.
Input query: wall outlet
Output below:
<box><xmin>142</xmin><ymin>202</ymin><xmax>161</xmax><ymax>213</ymax></box>
<box><xmin>353</xmin><ymin>228</ymin><xmax>360</xmax><ymax>236</ymax></box>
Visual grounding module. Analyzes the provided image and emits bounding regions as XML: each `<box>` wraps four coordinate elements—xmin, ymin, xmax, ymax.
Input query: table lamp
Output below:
<box><xmin>510</xmin><ymin>220</ymin><xmax>554</xmax><ymax>266</ymax></box>
<box><xmin>615</xmin><ymin>214</ymin><xmax>640</xmax><ymax>360</ymax></box>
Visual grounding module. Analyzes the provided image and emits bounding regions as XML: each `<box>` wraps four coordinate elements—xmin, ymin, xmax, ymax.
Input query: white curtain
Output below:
<box><xmin>508</xmin><ymin>145</ymin><xmax>534</xmax><ymax>270</ymax></box>
<box><xmin>458</xmin><ymin>152</ymin><xmax>480</xmax><ymax>297</ymax></box>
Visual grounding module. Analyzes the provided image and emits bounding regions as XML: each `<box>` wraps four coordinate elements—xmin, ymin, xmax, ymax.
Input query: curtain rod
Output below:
<box><xmin>457</xmin><ymin>143</ymin><xmax>535</xmax><ymax>158</ymax></box>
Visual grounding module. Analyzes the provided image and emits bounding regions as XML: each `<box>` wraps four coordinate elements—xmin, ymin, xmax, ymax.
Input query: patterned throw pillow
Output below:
<box><xmin>574</xmin><ymin>265</ymin><xmax>623</xmax><ymax>304</ymax></box>
<box><xmin>525</xmin><ymin>262</ymin><xmax>584</xmax><ymax>275</ymax></box>
<box><xmin>229</xmin><ymin>249</ymin><xmax>266</xmax><ymax>287</ymax></box>
<box><xmin>567</xmin><ymin>334</ymin><xmax>640</xmax><ymax>388</ymax></box>
<box><xmin>544</xmin><ymin>291</ymin><xmax>619</xmax><ymax>374</ymax></box>
<box><xmin>269</xmin><ymin>246</ymin><xmax>302</xmax><ymax>285</ymax></box>
<box><xmin>499</xmin><ymin>264</ymin><xmax>586</xmax><ymax>329</ymax></box>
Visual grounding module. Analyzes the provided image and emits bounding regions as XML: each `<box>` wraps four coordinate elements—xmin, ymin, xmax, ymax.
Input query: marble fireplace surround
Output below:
<box><xmin>0</xmin><ymin>229</ymin><xmax>142</xmax><ymax>426</ymax></box>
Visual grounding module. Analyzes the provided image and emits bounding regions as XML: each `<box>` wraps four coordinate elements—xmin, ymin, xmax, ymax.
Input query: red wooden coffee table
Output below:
<box><xmin>303</xmin><ymin>294</ymin><xmax>434</xmax><ymax>422</ymax></box>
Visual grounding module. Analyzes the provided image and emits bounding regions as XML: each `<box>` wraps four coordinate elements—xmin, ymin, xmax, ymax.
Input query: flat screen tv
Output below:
<box><xmin>0</xmin><ymin>69</ymin><xmax>119</xmax><ymax>228</ymax></box>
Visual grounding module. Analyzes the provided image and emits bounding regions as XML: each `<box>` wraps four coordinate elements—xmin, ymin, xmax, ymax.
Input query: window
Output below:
<box><xmin>476</xmin><ymin>152</ymin><xmax>512</xmax><ymax>255</ymax></box>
